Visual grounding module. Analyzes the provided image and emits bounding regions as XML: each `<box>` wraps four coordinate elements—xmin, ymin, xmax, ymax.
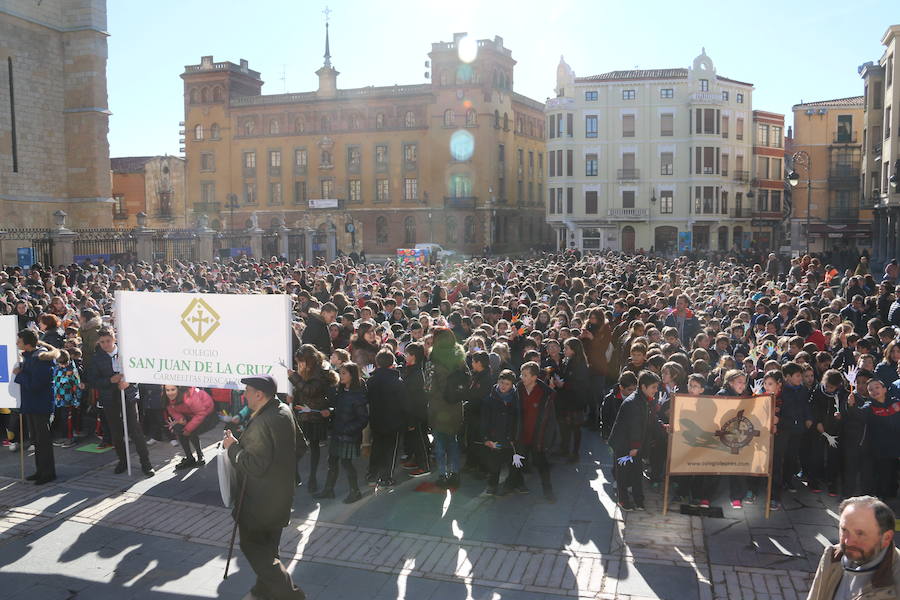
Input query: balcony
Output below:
<box><xmin>829</xmin><ymin>206</ymin><xmax>859</xmax><ymax>222</ymax></box>
<box><xmin>607</xmin><ymin>208</ymin><xmax>648</xmax><ymax>220</ymax></box>
<box><xmin>444</xmin><ymin>196</ymin><xmax>477</xmax><ymax>210</ymax></box>
<box><xmin>833</xmin><ymin>131</ymin><xmax>859</xmax><ymax>144</ymax></box>
<box><xmin>733</xmin><ymin>170</ymin><xmax>750</xmax><ymax>183</ymax></box>
<box><xmin>194</xmin><ymin>202</ymin><xmax>221</xmax><ymax>214</ymax></box>
<box><xmin>689</xmin><ymin>92</ymin><xmax>724</xmax><ymax>105</ymax></box>
<box><xmin>828</xmin><ymin>166</ymin><xmax>860</xmax><ymax>188</ymax></box>
<box><xmin>617</xmin><ymin>168</ymin><xmax>640</xmax><ymax>180</ymax></box>
<box><xmin>873</xmin><ymin>142</ymin><xmax>882</xmax><ymax>157</ymax></box>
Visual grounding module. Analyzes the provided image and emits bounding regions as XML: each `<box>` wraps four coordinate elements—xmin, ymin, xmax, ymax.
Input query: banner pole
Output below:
<box><xmin>121</xmin><ymin>388</ymin><xmax>132</xmax><ymax>476</ymax></box>
<box><xmin>662</xmin><ymin>469</ymin><xmax>671</xmax><ymax>516</ymax></box>
<box><xmin>19</xmin><ymin>414</ymin><xmax>24</xmax><ymax>481</ymax></box>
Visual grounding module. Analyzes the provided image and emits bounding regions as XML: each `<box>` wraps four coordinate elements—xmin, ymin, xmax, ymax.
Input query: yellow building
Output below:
<box><xmin>181</xmin><ymin>30</ymin><xmax>549</xmax><ymax>257</ymax></box>
<box><xmin>788</xmin><ymin>96</ymin><xmax>867</xmax><ymax>256</ymax></box>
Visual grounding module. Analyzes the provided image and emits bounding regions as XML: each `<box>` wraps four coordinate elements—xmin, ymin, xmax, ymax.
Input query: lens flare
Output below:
<box><xmin>449</xmin><ymin>130</ymin><xmax>474</xmax><ymax>161</ymax></box>
<box><xmin>457</xmin><ymin>36</ymin><xmax>477</xmax><ymax>63</ymax></box>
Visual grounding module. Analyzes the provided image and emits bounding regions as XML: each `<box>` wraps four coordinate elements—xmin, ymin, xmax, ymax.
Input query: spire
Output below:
<box><xmin>323</xmin><ymin>7</ymin><xmax>332</xmax><ymax>68</ymax></box>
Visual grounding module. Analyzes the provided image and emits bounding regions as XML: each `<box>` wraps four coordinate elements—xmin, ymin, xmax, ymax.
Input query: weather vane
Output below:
<box><xmin>323</xmin><ymin>6</ymin><xmax>332</xmax><ymax>23</ymax></box>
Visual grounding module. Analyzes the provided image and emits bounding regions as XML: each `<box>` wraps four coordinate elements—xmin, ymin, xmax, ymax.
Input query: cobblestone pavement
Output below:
<box><xmin>0</xmin><ymin>430</ymin><xmax>823</xmax><ymax>599</ymax></box>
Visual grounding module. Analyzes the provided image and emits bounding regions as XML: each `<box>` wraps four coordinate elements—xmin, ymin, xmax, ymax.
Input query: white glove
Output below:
<box><xmin>512</xmin><ymin>454</ymin><xmax>525</xmax><ymax>468</ymax></box>
<box><xmin>846</xmin><ymin>366</ymin><xmax>858</xmax><ymax>387</ymax></box>
<box><xmin>617</xmin><ymin>455</ymin><xmax>634</xmax><ymax>465</ymax></box>
<box><xmin>752</xmin><ymin>380</ymin><xmax>765</xmax><ymax>396</ymax></box>
<box><xmin>822</xmin><ymin>432</ymin><xmax>839</xmax><ymax>448</ymax></box>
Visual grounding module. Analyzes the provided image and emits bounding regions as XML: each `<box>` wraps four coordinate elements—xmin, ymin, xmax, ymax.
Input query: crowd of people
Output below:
<box><xmin>1</xmin><ymin>250</ymin><xmax>899</xmax><ymax>517</ymax></box>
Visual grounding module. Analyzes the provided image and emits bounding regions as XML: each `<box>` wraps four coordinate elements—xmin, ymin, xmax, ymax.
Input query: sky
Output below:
<box><xmin>107</xmin><ymin>0</ymin><xmax>897</xmax><ymax>158</ymax></box>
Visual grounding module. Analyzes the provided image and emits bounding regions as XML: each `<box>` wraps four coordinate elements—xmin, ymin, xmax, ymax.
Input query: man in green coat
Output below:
<box><xmin>224</xmin><ymin>375</ymin><xmax>305</xmax><ymax>600</ymax></box>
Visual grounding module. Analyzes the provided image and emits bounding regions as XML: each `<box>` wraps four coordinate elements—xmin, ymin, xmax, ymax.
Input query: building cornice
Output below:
<box><xmin>0</xmin><ymin>8</ymin><xmax>109</xmax><ymax>36</ymax></box>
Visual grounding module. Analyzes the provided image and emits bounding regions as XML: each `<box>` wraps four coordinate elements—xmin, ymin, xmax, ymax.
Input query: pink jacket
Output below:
<box><xmin>166</xmin><ymin>387</ymin><xmax>214</xmax><ymax>435</ymax></box>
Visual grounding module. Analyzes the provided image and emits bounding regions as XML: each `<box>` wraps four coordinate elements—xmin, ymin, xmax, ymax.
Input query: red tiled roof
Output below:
<box><xmin>111</xmin><ymin>156</ymin><xmax>155</xmax><ymax>173</ymax></box>
<box><xmin>793</xmin><ymin>96</ymin><xmax>864</xmax><ymax>109</ymax></box>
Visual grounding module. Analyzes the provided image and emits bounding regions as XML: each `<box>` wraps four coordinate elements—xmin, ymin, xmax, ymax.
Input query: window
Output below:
<box><xmin>517</xmin><ymin>180</ymin><xmax>523</xmax><ymax>202</ymax></box>
<box><xmin>622</xmin><ymin>114</ymin><xmax>635</xmax><ymax>137</ymax></box>
<box><xmin>660</xmin><ymin>113</ymin><xmax>673</xmax><ymax>136</ymax></box>
<box><xmin>404</xmin><ymin>216</ymin><xmax>416</xmax><ymax>244</ymax></box>
<box><xmin>757</xmin><ymin>123</ymin><xmax>769</xmax><ymax>146</ymax></box>
<box><xmin>585</xmin><ymin>90</ymin><xmax>598</xmax><ymax>101</ymax></box>
<box><xmin>622</xmin><ymin>89</ymin><xmax>636</xmax><ymax>100</ymax></box>
<box><xmin>404</xmin><ymin>111</ymin><xmax>415</xmax><ymax>127</ymax></box>
<box><xmin>736</xmin><ymin>117</ymin><xmax>744</xmax><ymax>140</ymax></box>
<box><xmin>757</xmin><ymin>189</ymin><xmax>769</xmax><ymax>212</ymax></box>
<box><xmin>200</xmin><ymin>152</ymin><xmax>215</xmax><ymax>171</ymax></box>
<box><xmin>585</xmin><ymin>191</ymin><xmax>598</xmax><ymax>214</ymax></box>
<box><xmin>347</xmin><ymin>179</ymin><xmax>361</xmax><ymax>203</ymax></box>
<box><xmin>757</xmin><ymin>156</ymin><xmax>770</xmax><ymax>179</ymax></box>
<box><xmin>566</xmin><ymin>187</ymin><xmax>573</xmax><ymax>213</ymax></box>
<box><xmin>294</xmin><ymin>181</ymin><xmax>307</xmax><ymax>204</ymax></box>
<box><xmin>194</xmin><ymin>124</ymin><xmax>204</xmax><ymax>140</ymax></box>
<box><xmin>721</xmin><ymin>191</ymin><xmax>728</xmax><ymax>214</ymax></box>
<box><xmin>528</xmin><ymin>151</ymin><xmax>534</xmax><ymax>177</ymax></box>
<box><xmin>504</xmin><ymin>113</ymin><xmax>510</xmax><ymax>131</ymax></box>
<box><xmin>660</xmin><ymin>88</ymin><xmax>674</xmax><ymax>99</ymax></box>
<box><xmin>556</xmin><ymin>188</ymin><xmax>563</xmax><ymax>213</ymax></box>
<box><xmin>771</xmin><ymin>126</ymin><xmax>783</xmax><ymax>147</ymax></box>
<box><xmin>113</xmin><ymin>194</ymin><xmax>126</xmax><ymax>218</ymax></box>
<box><xmin>549</xmin><ymin>151</ymin><xmax>556</xmax><ymax>177</ymax></box>
<box><xmin>320</xmin><ymin>150</ymin><xmax>332</xmax><ymax>167</ymax></box>
<box><xmin>622</xmin><ymin>190</ymin><xmax>635</xmax><ymax>209</ymax></box>
<box><xmin>269</xmin><ymin>182</ymin><xmax>282</xmax><ymax>205</ymax></box>
<box><xmin>466</xmin><ymin>109</ymin><xmax>477</xmax><ymax>126</ymax></box>
<box><xmin>585</xmin><ymin>115</ymin><xmax>598</xmax><ymax>138</ymax></box>
<box><xmin>295</xmin><ymin>118</ymin><xmax>304</xmax><ymax>133</ymax></box>
<box><xmin>347</xmin><ymin>146</ymin><xmax>361</xmax><ymax>171</ymax></box>
<box><xmin>566</xmin><ymin>149</ymin><xmax>573</xmax><ymax>176</ymax></box>
<box><xmin>661</xmin><ymin>152</ymin><xmax>673</xmax><ymax>175</ymax></box>
<box><xmin>243</xmin><ymin>182</ymin><xmax>256</xmax><ymax>204</ymax></box>
<box><xmin>889</xmin><ymin>54</ymin><xmax>894</xmax><ymax>87</ymax></box>
<box><xmin>548</xmin><ymin>188</ymin><xmax>556</xmax><ymax>214</ymax></box>
<box><xmin>404</xmin><ymin>143</ymin><xmax>417</xmax><ymax>167</ymax></box>
<box><xmin>320</xmin><ymin>179</ymin><xmax>334</xmax><ymax>199</ymax></box>
<box><xmin>771</xmin><ymin>190</ymin><xmax>781</xmax><ymax>212</ymax></box>
<box><xmin>528</xmin><ymin>181</ymin><xmax>533</xmax><ymax>203</ymax></box>
<box><xmin>375</xmin><ymin>145</ymin><xmax>388</xmax><ymax>169</ymax></box>
<box><xmin>210</xmin><ymin>123</ymin><xmax>220</xmax><ymax>139</ymax></box>
<box><xmin>376</xmin><ymin>216</ymin><xmax>388</xmax><ymax>245</ymax></box>
<box><xmin>443</xmin><ymin>109</ymin><xmax>454</xmax><ymax>127</ymax></box>
<box><xmin>538</xmin><ymin>153</ymin><xmax>543</xmax><ymax>176</ymax></box>
<box><xmin>886</xmin><ymin>107</ymin><xmax>892</xmax><ymax>138</ymax></box>
<box><xmin>586</xmin><ymin>153</ymin><xmax>598</xmax><ymax>176</ymax></box>
<box><xmin>320</xmin><ymin>116</ymin><xmax>330</xmax><ymax>132</ymax></box>
<box><xmin>350</xmin><ymin>115</ymin><xmax>361</xmax><ymax>130</ymax></box>
<box><xmin>450</xmin><ymin>174</ymin><xmax>472</xmax><ymax>197</ymax></box>
<box><xmin>404</xmin><ymin>178</ymin><xmax>418</xmax><ymax>200</ymax></box>
<box><xmin>566</xmin><ymin>113</ymin><xmax>573</xmax><ymax>137</ymax></box>
<box><xmin>446</xmin><ymin>216</ymin><xmax>458</xmax><ymax>243</ymax></box>
<box><xmin>721</xmin><ymin>153</ymin><xmax>729</xmax><ymax>176</ymax></box>
<box><xmin>269</xmin><ymin>150</ymin><xmax>281</xmax><ymax>175</ymax></box>
<box><xmin>464</xmin><ymin>216</ymin><xmax>475</xmax><ymax>243</ymax></box>
<box><xmin>699</xmin><ymin>79</ymin><xmax>709</xmax><ymax>92</ymax></box>
<box><xmin>268</xmin><ymin>120</ymin><xmax>280</xmax><ymax>135</ymax></box>
<box><xmin>376</xmin><ymin>178</ymin><xmax>389</xmax><ymax>202</ymax></box>
<box><xmin>703</xmin><ymin>109</ymin><xmax>716</xmax><ymax>134</ymax></box>
<box><xmin>498</xmin><ymin>143</ymin><xmax>505</xmax><ymax>163</ymax></box>
<box><xmin>375</xmin><ymin>113</ymin><xmax>385</xmax><ymax>129</ymax></box>
<box><xmin>722</xmin><ymin>91</ymin><xmax>729</xmax><ymax>101</ymax></box>
<box><xmin>659</xmin><ymin>190</ymin><xmax>673</xmax><ymax>214</ymax></box>
<box><xmin>736</xmin><ymin>93</ymin><xmax>744</xmax><ymax>103</ymax></box>
<box><xmin>294</xmin><ymin>149</ymin><xmax>307</xmax><ymax>171</ymax></box>
<box><xmin>243</xmin><ymin>151</ymin><xmax>256</xmax><ymax>169</ymax></box>
<box><xmin>243</xmin><ymin>121</ymin><xmax>255</xmax><ymax>136</ymax></box>
<box><xmin>548</xmin><ymin>115</ymin><xmax>556</xmax><ymax>139</ymax></box>
<box><xmin>722</xmin><ymin>115</ymin><xmax>729</xmax><ymax>138</ymax></box>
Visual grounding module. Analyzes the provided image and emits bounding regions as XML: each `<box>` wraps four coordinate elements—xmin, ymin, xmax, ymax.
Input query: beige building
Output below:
<box><xmin>0</xmin><ymin>0</ymin><xmax>113</xmax><ymax>229</ymax></box>
<box><xmin>546</xmin><ymin>50</ymin><xmax>757</xmax><ymax>254</ymax></box>
<box><xmin>860</xmin><ymin>24</ymin><xmax>900</xmax><ymax>264</ymax></box>
<box><xmin>788</xmin><ymin>97</ymin><xmax>867</xmax><ymax>256</ymax></box>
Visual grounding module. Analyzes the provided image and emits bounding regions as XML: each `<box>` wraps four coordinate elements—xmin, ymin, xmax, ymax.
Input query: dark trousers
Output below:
<box><xmin>406</xmin><ymin>423</ymin><xmax>431</xmax><ymax>472</ymax></box>
<box><xmin>103</xmin><ymin>396</ymin><xmax>150</xmax><ymax>469</ymax></box>
<box><xmin>843</xmin><ymin>445</ymin><xmax>871</xmax><ymax>498</ymax></box>
<box><xmin>588</xmin><ymin>373</ymin><xmax>605</xmax><ymax>428</ymax></box>
<box><xmin>506</xmin><ymin>446</ymin><xmax>552</xmax><ymax>491</ymax></box>
<box><xmin>873</xmin><ymin>458</ymin><xmax>898</xmax><ymax>500</ymax></box>
<box><xmin>141</xmin><ymin>408</ymin><xmax>168</xmax><ymax>442</ymax></box>
<box><xmin>463</xmin><ymin>413</ymin><xmax>485</xmax><ymax>470</ymax></box>
<box><xmin>484</xmin><ymin>446</ymin><xmax>513</xmax><ymax>489</ymax></box>
<box><xmin>614</xmin><ymin>451</ymin><xmax>643</xmax><ymax>505</ymax></box>
<box><xmin>369</xmin><ymin>431</ymin><xmax>401</xmax><ymax>482</ymax></box>
<box><xmin>771</xmin><ymin>433</ymin><xmax>788</xmax><ymax>501</ymax></box>
<box><xmin>238</xmin><ymin>523</ymin><xmax>304</xmax><ymax>600</ymax></box>
<box><xmin>25</xmin><ymin>413</ymin><xmax>55</xmax><ymax>480</ymax></box>
<box><xmin>325</xmin><ymin>455</ymin><xmax>359</xmax><ymax>493</ymax></box>
<box><xmin>783</xmin><ymin>431</ymin><xmax>804</xmax><ymax>486</ymax></box>
<box><xmin>807</xmin><ymin>434</ymin><xmax>840</xmax><ymax>492</ymax></box>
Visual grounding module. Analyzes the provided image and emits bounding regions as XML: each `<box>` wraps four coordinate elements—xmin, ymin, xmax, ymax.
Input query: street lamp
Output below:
<box><xmin>649</xmin><ymin>189</ymin><xmax>657</xmax><ymax>254</ymax></box>
<box><xmin>225</xmin><ymin>193</ymin><xmax>240</xmax><ymax>233</ymax></box>
<box><xmin>787</xmin><ymin>150</ymin><xmax>811</xmax><ymax>255</ymax></box>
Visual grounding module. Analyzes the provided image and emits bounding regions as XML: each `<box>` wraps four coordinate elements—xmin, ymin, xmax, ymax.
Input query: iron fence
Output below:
<box><xmin>153</xmin><ymin>230</ymin><xmax>197</xmax><ymax>264</ymax></box>
<box><xmin>72</xmin><ymin>229</ymin><xmax>136</xmax><ymax>263</ymax></box>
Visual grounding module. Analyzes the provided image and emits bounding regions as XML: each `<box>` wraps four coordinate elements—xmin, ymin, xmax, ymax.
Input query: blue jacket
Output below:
<box><xmin>864</xmin><ymin>390</ymin><xmax>900</xmax><ymax>458</ymax></box>
<box><xmin>328</xmin><ymin>384</ymin><xmax>369</xmax><ymax>444</ymax></box>
<box><xmin>780</xmin><ymin>384</ymin><xmax>812</xmax><ymax>433</ymax></box>
<box><xmin>874</xmin><ymin>360</ymin><xmax>899</xmax><ymax>387</ymax></box>
<box><xmin>15</xmin><ymin>348</ymin><xmax>54</xmax><ymax>415</ymax></box>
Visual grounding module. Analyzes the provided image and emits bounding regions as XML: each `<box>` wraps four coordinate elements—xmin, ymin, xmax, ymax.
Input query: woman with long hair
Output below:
<box><xmin>165</xmin><ymin>385</ymin><xmax>216</xmax><ymax>470</ymax></box>
<box><xmin>290</xmin><ymin>344</ymin><xmax>339</xmax><ymax>493</ymax></box>
<box><xmin>350</xmin><ymin>321</ymin><xmax>380</xmax><ymax>371</ymax></box>
<box><xmin>554</xmin><ymin>337</ymin><xmax>590</xmax><ymax>462</ymax></box>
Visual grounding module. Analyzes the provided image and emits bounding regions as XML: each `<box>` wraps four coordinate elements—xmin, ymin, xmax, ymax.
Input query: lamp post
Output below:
<box><xmin>226</xmin><ymin>193</ymin><xmax>240</xmax><ymax>233</ymax></box>
<box><xmin>787</xmin><ymin>151</ymin><xmax>811</xmax><ymax>256</ymax></box>
<box><xmin>649</xmin><ymin>189</ymin><xmax>657</xmax><ymax>255</ymax></box>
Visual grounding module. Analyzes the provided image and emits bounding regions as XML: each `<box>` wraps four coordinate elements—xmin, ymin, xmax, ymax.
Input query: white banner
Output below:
<box><xmin>309</xmin><ymin>198</ymin><xmax>339</xmax><ymax>209</ymax></box>
<box><xmin>115</xmin><ymin>291</ymin><xmax>291</xmax><ymax>393</ymax></box>
<box><xmin>0</xmin><ymin>316</ymin><xmax>21</xmax><ymax>409</ymax></box>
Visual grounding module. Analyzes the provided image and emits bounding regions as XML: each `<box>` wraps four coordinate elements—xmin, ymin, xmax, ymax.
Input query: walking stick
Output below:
<box><xmin>18</xmin><ymin>413</ymin><xmax>24</xmax><ymax>481</ymax></box>
<box><xmin>121</xmin><ymin>388</ymin><xmax>132</xmax><ymax>476</ymax></box>
<box><xmin>224</xmin><ymin>473</ymin><xmax>248</xmax><ymax>580</ymax></box>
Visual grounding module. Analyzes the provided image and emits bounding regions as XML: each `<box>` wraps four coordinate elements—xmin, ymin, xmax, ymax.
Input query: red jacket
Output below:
<box><xmin>805</xmin><ymin>330</ymin><xmax>828</xmax><ymax>352</ymax></box>
<box><xmin>166</xmin><ymin>387</ymin><xmax>214</xmax><ymax>435</ymax></box>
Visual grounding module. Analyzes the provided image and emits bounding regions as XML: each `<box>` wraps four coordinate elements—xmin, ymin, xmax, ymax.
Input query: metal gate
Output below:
<box><xmin>287</xmin><ymin>232</ymin><xmax>305</xmax><ymax>262</ymax></box>
<box><xmin>153</xmin><ymin>230</ymin><xmax>197</xmax><ymax>264</ymax></box>
<box><xmin>72</xmin><ymin>229</ymin><xmax>136</xmax><ymax>264</ymax></box>
<box><xmin>214</xmin><ymin>233</ymin><xmax>251</xmax><ymax>259</ymax></box>
<box><xmin>262</xmin><ymin>233</ymin><xmax>278</xmax><ymax>259</ymax></box>
<box><xmin>3</xmin><ymin>229</ymin><xmax>53</xmax><ymax>266</ymax></box>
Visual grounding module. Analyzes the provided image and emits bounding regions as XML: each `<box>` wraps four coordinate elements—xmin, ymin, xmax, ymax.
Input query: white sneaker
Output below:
<box><xmin>146</xmin><ymin>438</ymin><xmax>156</xmax><ymax>446</ymax></box>
<box><xmin>8</xmin><ymin>442</ymin><xmax>17</xmax><ymax>452</ymax></box>
<box><xmin>170</xmin><ymin>439</ymin><xmax>179</xmax><ymax>447</ymax></box>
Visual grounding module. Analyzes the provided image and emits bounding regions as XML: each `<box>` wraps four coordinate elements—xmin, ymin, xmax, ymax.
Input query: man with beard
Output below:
<box><xmin>808</xmin><ymin>496</ymin><xmax>900</xmax><ymax>599</ymax></box>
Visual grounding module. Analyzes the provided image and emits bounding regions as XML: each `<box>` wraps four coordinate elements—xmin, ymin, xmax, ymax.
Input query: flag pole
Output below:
<box><xmin>121</xmin><ymin>388</ymin><xmax>132</xmax><ymax>476</ymax></box>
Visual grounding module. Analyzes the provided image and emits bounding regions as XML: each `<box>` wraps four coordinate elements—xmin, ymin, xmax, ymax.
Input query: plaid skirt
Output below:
<box><xmin>329</xmin><ymin>438</ymin><xmax>360</xmax><ymax>459</ymax></box>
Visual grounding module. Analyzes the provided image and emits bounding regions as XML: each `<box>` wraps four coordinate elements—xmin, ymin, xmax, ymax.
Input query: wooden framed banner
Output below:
<box><xmin>663</xmin><ymin>394</ymin><xmax>775</xmax><ymax>517</ymax></box>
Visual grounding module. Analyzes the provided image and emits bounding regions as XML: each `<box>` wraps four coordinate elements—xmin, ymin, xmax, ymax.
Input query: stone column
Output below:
<box><xmin>326</xmin><ymin>225</ymin><xmax>337</xmax><ymax>262</ymax></box>
<box><xmin>304</xmin><ymin>228</ymin><xmax>315</xmax><ymax>264</ymax></box>
<box><xmin>134</xmin><ymin>212</ymin><xmax>154</xmax><ymax>263</ymax></box>
<box><xmin>196</xmin><ymin>230</ymin><xmax>215</xmax><ymax>263</ymax></box>
<box><xmin>249</xmin><ymin>228</ymin><xmax>263</xmax><ymax>258</ymax></box>
<box><xmin>50</xmin><ymin>210</ymin><xmax>76</xmax><ymax>267</ymax></box>
<box><xmin>277</xmin><ymin>226</ymin><xmax>290</xmax><ymax>259</ymax></box>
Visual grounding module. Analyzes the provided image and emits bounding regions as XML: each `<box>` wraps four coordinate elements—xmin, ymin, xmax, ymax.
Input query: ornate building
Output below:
<box><xmin>181</xmin><ymin>30</ymin><xmax>550</xmax><ymax>257</ymax></box>
<box><xmin>0</xmin><ymin>0</ymin><xmax>113</xmax><ymax>234</ymax></box>
<box><xmin>111</xmin><ymin>156</ymin><xmax>187</xmax><ymax>229</ymax></box>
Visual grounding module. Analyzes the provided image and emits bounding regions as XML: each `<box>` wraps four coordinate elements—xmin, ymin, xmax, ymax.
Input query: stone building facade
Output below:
<box><xmin>181</xmin><ymin>31</ymin><xmax>550</xmax><ymax>257</ymax></box>
<box><xmin>111</xmin><ymin>156</ymin><xmax>187</xmax><ymax>229</ymax></box>
<box><xmin>0</xmin><ymin>0</ymin><xmax>113</xmax><ymax>228</ymax></box>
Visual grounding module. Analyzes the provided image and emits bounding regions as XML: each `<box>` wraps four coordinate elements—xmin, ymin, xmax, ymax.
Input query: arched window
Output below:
<box><xmin>375</xmin><ymin>113</ymin><xmax>385</xmax><ymax>129</ymax></box>
<box><xmin>404</xmin><ymin>111</ymin><xmax>415</xmax><ymax>128</ymax></box>
<box><xmin>446</xmin><ymin>216</ymin><xmax>458</xmax><ymax>244</ymax></box>
<box><xmin>376</xmin><ymin>216</ymin><xmax>388</xmax><ymax>245</ymax></box>
<box><xmin>200</xmin><ymin>87</ymin><xmax>209</xmax><ymax>103</ymax></box>
<box><xmin>321</xmin><ymin>116</ymin><xmax>330</xmax><ymax>131</ymax></box>
<box><xmin>440</xmin><ymin>70</ymin><xmax>449</xmax><ymax>86</ymax></box>
<box><xmin>321</xmin><ymin>150</ymin><xmax>332</xmax><ymax>166</ymax></box>
<box><xmin>295</xmin><ymin>118</ymin><xmax>304</xmax><ymax>133</ymax></box>
<box><xmin>269</xmin><ymin>120</ymin><xmax>280</xmax><ymax>135</ymax></box>
<box><xmin>494</xmin><ymin>110</ymin><xmax>500</xmax><ymax>128</ymax></box>
<box><xmin>212</xmin><ymin>87</ymin><xmax>223</xmax><ymax>102</ymax></box>
<box><xmin>193</xmin><ymin>124</ymin><xmax>204</xmax><ymax>140</ymax></box>
<box><xmin>404</xmin><ymin>216</ymin><xmax>416</xmax><ymax>244</ymax></box>
<box><xmin>466</xmin><ymin>109</ymin><xmax>477</xmax><ymax>126</ymax></box>
<box><xmin>503</xmin><ymin>113</ymin><xmax>509</xmax><ymax>131</ymax></box>
<box><xmin>243</xmin><ymin>121</ymin><xmax>255</xmax><ymax>136</ymax></box>
<box><xmin>464</xmin><ymin>216</ymin><xmax>476</xmax><ymax>243</ymax></box>
<box><xmin>210</xmin><ymin>123</ymin><xmax>220</xmax><ymax>139</ymax></box>
<box><xmin>189</xmin><ymin>88</ymin><xmax>199</xmax><ymax>104</ymax></box>
<box><xmin>443</xmin><ymin>109</ymin><xmax>454</xmax><ymax>127</ymax></box>
<box><xmin>450</xmin><ymin>174</ymin><xmax>472</xmax><ymax>198</ymax></box>
<box><xmin>350</xmin><ymin>115</ymin><xmax>361</xmax><ymax>130</ymax></box>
